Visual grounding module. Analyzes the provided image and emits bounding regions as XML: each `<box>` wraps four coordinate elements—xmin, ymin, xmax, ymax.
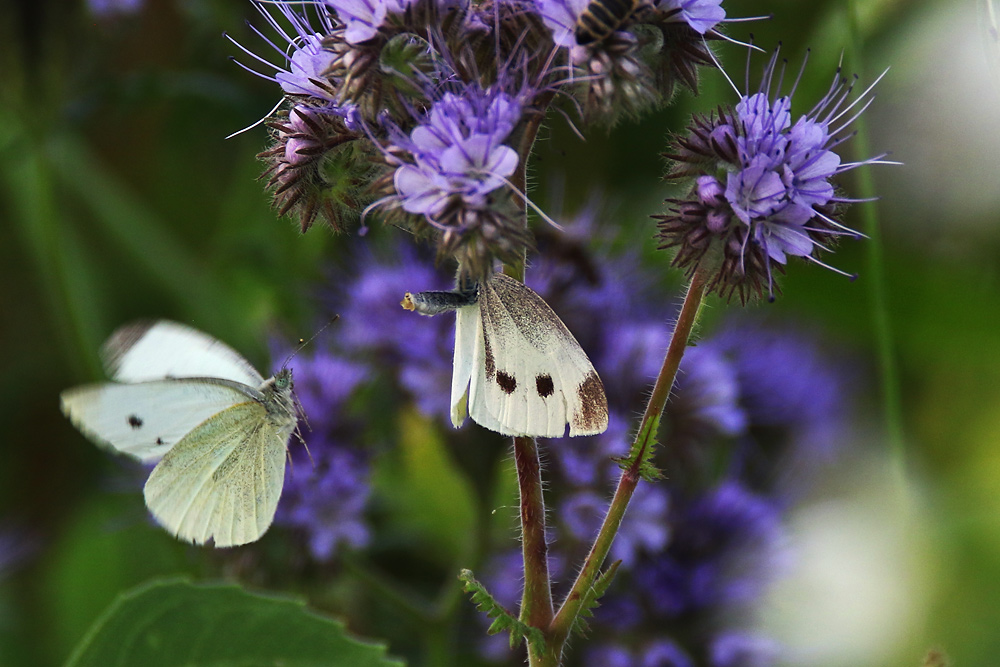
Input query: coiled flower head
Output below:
<box><xmin>657</xmin><ymin>50</ymin><xmax>887</xmax><ymax>302</ymax></box>
<box><xmin>379</xmin><ymin>80</ymin><xmax>534</xmax><ymax>279</ymax></box>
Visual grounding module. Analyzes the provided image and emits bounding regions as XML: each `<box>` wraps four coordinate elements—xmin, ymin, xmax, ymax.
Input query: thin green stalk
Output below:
<box><xmin>0</xmin><ymin>115</ymin><xmax>101</xmax><ymax>378</ymax></box>
<box><xmin>844</xmin><ymin>1</ymin><xmax>905</xmax><ymax>473</ymax></box>
<box><xmin>549</xmin><ymin>267</ymin><xmax>709</xmax><ymax>648</ymax></box>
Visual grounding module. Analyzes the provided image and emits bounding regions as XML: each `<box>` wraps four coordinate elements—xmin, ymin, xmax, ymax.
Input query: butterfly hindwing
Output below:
<box><xmin>103</xmin><ymin>321</ymin><xmax>264</xmax><ymax>387</ymax></box>
<box><xmin>143</xmin><ymin>400</ymin><xmax>288</xmax><ymax>547</ymax></box>
<box><xmin>467</xmin><ymin>274</ymin><xmax>608</xmax><ymax>438</ymax></box>
<box><xmin>450</xmin><ymin>301</ymin><xmax>480</xmax><ymax>429</ymax></box>
<box><xmin>59</xmin><ymin>380</ymin><xmax>256</xmax><ymax>463</ymax></box>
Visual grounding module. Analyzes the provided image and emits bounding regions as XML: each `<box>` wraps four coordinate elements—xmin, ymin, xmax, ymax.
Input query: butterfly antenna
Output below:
<box><xmin>281</xmin><ymin>314</ymin><xmax>341</xmax><ymax>368</ymax></box>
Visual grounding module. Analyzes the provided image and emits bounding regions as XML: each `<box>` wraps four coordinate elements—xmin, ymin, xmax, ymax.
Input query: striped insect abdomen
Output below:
<box><xmin>574</xmin><ymin>0</ymin><xmax>637</xmax><ymax>45</ymax></box>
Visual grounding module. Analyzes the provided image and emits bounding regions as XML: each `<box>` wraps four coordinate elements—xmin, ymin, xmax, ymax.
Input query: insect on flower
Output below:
<box><xmin>574</xmin><ymin>0</ymin><xmax>641</xmax><ymax>45</ymax></box>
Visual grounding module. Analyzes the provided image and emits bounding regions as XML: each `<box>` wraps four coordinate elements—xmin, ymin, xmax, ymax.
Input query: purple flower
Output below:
<box><xmin>642</xmin><ymin>639</ymin><xmax>696</xmax><ymax>667</ymax></box>
<box><xmin>535</xmin><ymin>0</ymin><xmax>589</xmax><ymax>48</ymax></box>
<box><xmin>609</xmin><ymin>483</ymin><xmax>671</xmax><ymax>566</ymax></box>
<box><xmin>657</xmin><ymin>0</ymin><xmax>725</xmax><ymax>35</ymax></box>
<box><xmin>323</xmin><ymin>0</ymin><xmax>410</xmax><ymax>44</ymax></box>
<box><xmin>392</xmin><ymin>88</ymin><xmax>521</xmax><ymax>219</ymax></box>
<box><xmin>560</xmin><ymin>486</ymin><xmax>675</xmax><ymax>568</ymax></box>
<box><xmin>710</xmin><ymin>632</ymin><xmax>780</xmax><ymax>667</ymax></box>
<box><xmin>274</xmin><ymin>350</ymin><xmax>373</xmax><ymax>561</ymax></box>
<box><xmin>639</xmin><ymin>482</ymin><xmax>786</xmax><ymax>616</ymax></box>
<box><xmin>331</xmin><ymin>248</ymin><xmax>456</xmax><ymax>419</ymax></box>
<box><xmin>230</xmin><ymin>3</ymin><xmax>339</xmax><ymax>104</ymax></box>
<box><xmin>714</xmin><ymin>322</ymin><xmax>851</xmax><ymax>466</ymax></box>
<box><xmin>88</xmin><ymin>0</ymin><xmax>143</xmax><ymax>16</ymax></box>
<box><xmin>382</xmin><ymin>81</ymin><xmax>533</xmax><ymax>278</ymax></box>
<box><xmin>667</xmin><ymin>343</ymin><xmax>748</xmax><ymax>444</ymax></box>
<box><xmin>658</xmin><ymin>50</ymin><xmax>888</xmax><ymax>301</ymax></box>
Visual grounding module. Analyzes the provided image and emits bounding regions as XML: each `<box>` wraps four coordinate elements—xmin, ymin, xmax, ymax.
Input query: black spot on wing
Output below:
<box><xmin>127</xmin><ymin>414</ymin><xmax>143</xmax><ymax>429</ymax></box>
<box><xmin>572</xmin><ymin>372</ymin><xmax>608</xmax><ymax>433</ymax></box>
<box><xmin>536</xmin><ymin>374</ymin><xmax>554</xmax><ymax>397</ymax></box>
<box><xmin>156</xmin><ymin>437</ymin><xmax>164</xmax><ymax>445</ymax></box>
<box><xmin>496</xmin><ymin>371</ymin><xmax>517</xmax><ymax>394</ymax></box>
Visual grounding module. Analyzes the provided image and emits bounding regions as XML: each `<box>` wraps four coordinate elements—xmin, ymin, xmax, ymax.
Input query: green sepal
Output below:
<box><xmin>570</xmin><ymin>560</ymin><xmax>623</xmax><ymax>638</ymax></box>
<box><xmin>458</xmin><ymin>569</ymin><xmax>545</xmax><ymax>652</ymax></box>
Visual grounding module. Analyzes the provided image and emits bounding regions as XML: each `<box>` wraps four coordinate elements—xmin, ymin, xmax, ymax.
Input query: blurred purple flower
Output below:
<box><xmin>657</xmin><ymin>0</ymin><xmax>725</xmax><ymax>34</ymax></box>
<box><xmin>715</xmin><ymin>322</ymin><xmax>850</xmax><ymax>464</ymax></box>
<box><xmin>88</xmin><ymin>0</ymin><xmax>143</xmax><ymax>16</ymax></box>
<box><xmin>710</xmin><ymin>632</ymin><xmax>780</xmax><ymax>667</ymax></box>
<box><xmin>274</xmin><ymin>350</ymin><xmax>373</xmax><ymax>561</ymax></box>
<box><xmin>639</xmin><ymin>482</ymin><xmax>786</xmax><ymax>617</ymax></box>
<box><xmin>332</xmin><ymin>248</ymin><xmax>455</xmax><ymax>419</ymax></box>
<box><xmin>642</xmin><ymin>640</ymin><xmax>696</xmax><ymax>667</ymax></box>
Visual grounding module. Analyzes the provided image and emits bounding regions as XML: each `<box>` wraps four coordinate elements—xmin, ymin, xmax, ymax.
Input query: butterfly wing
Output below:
<box><xmin>450</xmin><ymin>302</ymin><xmax>480</xmax><ymax>429</ymax></box>
<box><xmin>103</xmin><ymin>321</ymin><xmax>264</xmax><ymax>387</ymax></box>
<box><xmin>60</xmin><ymin>380</ymin><xmax>256</xmax><ymax>463</ymax></box>
<box><xmin>143</xmin><ymin>400</ymin><xmax>289</xmax><ymax>547</ymax></box>
<box><xmin>468</xmin><ymin>274</ymin><xmax>608</xmax><ymax>438</ymax></box>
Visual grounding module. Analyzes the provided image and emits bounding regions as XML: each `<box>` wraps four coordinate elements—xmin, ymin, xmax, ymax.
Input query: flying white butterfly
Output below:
<box><xmin>60</xmin><ymin>321</ymin><xmax>297</xmax><ymax>548</ymax></box>
<box><xmin>403</xmin><ymin>272</ymin><xmax>609</xmax><ymax>438</ymax></box>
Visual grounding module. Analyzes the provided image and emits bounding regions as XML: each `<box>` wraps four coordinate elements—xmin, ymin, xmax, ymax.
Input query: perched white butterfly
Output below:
<box><xmin>403</xmin><ymin>272</ymin><xmax>609</xmax><ymax>438</ymax></box>
<box><xmin>60</xmin><ymin>321</ymin><xmax>297</xmax><ymax>548</ymax></box>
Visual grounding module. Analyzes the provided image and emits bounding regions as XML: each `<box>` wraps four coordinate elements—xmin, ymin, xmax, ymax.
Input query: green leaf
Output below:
<box><xmin>65</xmin><ymin>578</ymin><xmax>403</xmax><ymax>667</ymax></box>
<box><xmin>570</xmin><ymin>560</ymin><xmax>622</xmax><ymax>638</ymax></box>
<box><xmin>616</xmin><ymin>416</ymin><xmax>664</xmax><ymax>482</ymax></box>
<box><xmin>458</xmin><ymin>570</ymin><xmax>545</xmax><ymax>653</ymax></box>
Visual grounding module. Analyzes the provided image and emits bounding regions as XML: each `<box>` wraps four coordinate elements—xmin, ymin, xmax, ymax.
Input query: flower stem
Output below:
<box><xmin>549</xmin><ymin>267</ymin><xmax>709</xmax><ymax>648</ymax></box>
<box><xmin>844</xmin><ymin>0</ymin><xmax>906</xmax><ymax>477</ymax></box>
<box><xmin>507</xmin><ymin>92</ymin><xmax>559</xmax><ymax>666</ymax></box>
<box><xmin>514</xmin><ymin>435</ymin><xmax>556</xmax><ymax>665</ymax></box>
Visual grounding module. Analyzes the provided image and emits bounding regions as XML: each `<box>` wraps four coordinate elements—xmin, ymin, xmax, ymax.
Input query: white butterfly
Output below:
<box><xmin>60</xmin><ymin>321</ymin><xmax>297</xmax><ymax>548</ymax></box>
<box><xmin>403</xmin><ymin>272</ymin><xmax>609</xmax><ymax>438</ymax></box>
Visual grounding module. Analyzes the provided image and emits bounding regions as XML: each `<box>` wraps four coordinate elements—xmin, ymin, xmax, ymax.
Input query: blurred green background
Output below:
<box><xmin>2</xmin><ymin>0</ymin><xmax>999</xmax><ymax>665</ymax></box>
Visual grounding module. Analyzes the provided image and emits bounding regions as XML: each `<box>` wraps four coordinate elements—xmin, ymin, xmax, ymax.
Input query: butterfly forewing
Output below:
<box><xmin>103</xmin><ymin>321</ymin><xmax>264</xmax><ymax>387</ymax></box>
<box><xmin>450</xmin><ymin>303</ymin><xmax>480</xmax><ymax>428</ymax></box>
<box><xmin>60</xmin><ymin>380</ymin><xmax>255</xmax><ymax>463</ymax></box>
<box><xmin>470</xmin><ymin>274</ymin><xmax>609</xmax><ymax>438</ymax></box>
<box><xmin>143</xmin><ymin>401</ymin><xmax>288</xmax><ymax>547</ymax></box>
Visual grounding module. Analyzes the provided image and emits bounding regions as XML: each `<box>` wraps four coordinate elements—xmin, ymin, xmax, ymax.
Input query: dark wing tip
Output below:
<box><xmin>101</xmin><ymin>320</ymin><xmax>158</xmax><ymax>376</ymax></box>
<box><xmin>571</xmin><ymin>371</ymin><xmax>609</xmax><ymax>436</ymax></box>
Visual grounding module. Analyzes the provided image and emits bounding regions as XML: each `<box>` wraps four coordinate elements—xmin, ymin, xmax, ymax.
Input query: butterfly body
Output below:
<box><xmin>404</xmin><ymin>273</ymin><xmax>608</xmax><ymax>438</ymax></box>
<box><xmin>61</xmin><ymin>321</ymin><xmax>296</xmax><ymax>547</ymax></box>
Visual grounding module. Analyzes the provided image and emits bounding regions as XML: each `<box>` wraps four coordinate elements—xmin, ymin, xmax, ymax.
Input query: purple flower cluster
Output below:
<box><xmin>231</xmin><ymin>0</ymin><xmax>746</xmax><ymax>269</ymax></box>
<box><xmin>273</xmin><ymin>351</ymin><xmax>373</xmax><ymax>561</ymax></box>
<box><xmin>658</xmin><ymin>51</ymin><xmax>887</xmax><ymax>301</ymax></box>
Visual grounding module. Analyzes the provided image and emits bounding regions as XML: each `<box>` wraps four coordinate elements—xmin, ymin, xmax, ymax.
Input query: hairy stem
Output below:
<box><xmin>503</xmin><ymin>90</ymin><xmax>560</xmax><ymax>666</ymax></box>
<box><xmin>549</xmin><ymin>267</ymin><xmax>709</xmax><ymax>647</ymax></box>
<box><xmin>514</xmin><ymin>435</ymin><xmax>556</xmax><ymax>665</ymax></box>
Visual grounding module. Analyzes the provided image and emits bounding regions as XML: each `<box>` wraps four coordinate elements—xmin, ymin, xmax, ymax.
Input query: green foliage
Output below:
<box><xmin>571</xmin><ymin>560</ymin><xmax>623</xmax><ymax>638</ymax></box>
<box><xmin>616</xmin><ymin>415</ymin><xmax>664</xmax><ymax>482</ymax></box>
<box><xmin>65</xmin><ymin>578</ymin><xmax>403</xmax><ymax>667</ymax></box>
<box><xmin>372</xmin><ymin>409</ymin><xmax>478</xmax><ymax>566</ymax></box>
<box><xmin>458</xmin><ymin>569</ymin><xmax>545</xmax><ymax>653</ymax></box>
